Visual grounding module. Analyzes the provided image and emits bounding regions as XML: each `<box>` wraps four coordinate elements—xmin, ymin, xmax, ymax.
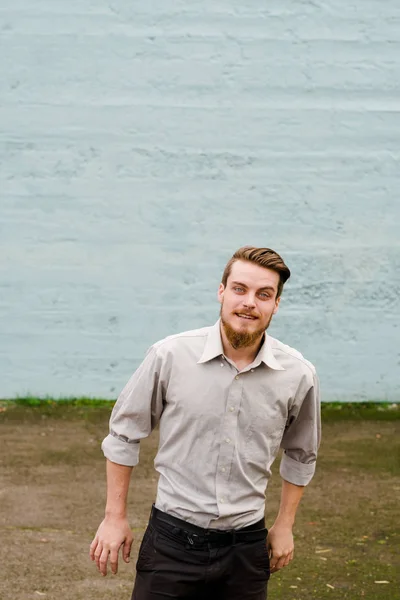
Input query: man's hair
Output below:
<box><xmin>221</xmin><ymin>246</ymin><xmax>291</xmax><ymax>299</ymax></box>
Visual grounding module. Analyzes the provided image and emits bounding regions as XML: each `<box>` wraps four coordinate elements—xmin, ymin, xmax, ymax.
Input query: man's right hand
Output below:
<box><xmin>89</xmin><ymin>515</ymin><xmax>134</xmax><ymax>576</ymax></box>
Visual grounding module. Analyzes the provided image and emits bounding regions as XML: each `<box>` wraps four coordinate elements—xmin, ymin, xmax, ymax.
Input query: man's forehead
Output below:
<box><xmin>228</xmin><ymin>260</ymin><xmax>279</xmax><ymax>289</ymax></box>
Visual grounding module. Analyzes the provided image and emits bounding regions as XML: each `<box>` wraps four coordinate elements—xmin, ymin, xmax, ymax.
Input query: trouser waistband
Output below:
<box><xmin>150</xmin><ymin>505</ymin><xmax>267</xmax><ymax>547</ymax></box>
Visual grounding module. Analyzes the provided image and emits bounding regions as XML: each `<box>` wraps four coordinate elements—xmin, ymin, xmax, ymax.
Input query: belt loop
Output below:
<box><xmin>232</xmin><ymin>530</ymin><xmax>236</xmax><ymax>545</ymax></box>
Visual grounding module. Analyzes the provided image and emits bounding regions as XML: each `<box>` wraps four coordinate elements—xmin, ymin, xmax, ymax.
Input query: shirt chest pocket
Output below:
<box><xmin>243</xmin><ymin>400</ymin><xmax>287</xmax><ymax>461</ymax></box>
<box><xmin>249</xmin><ymin>397</ymin><xmax>287</xmax><ymax>431</ymax></box>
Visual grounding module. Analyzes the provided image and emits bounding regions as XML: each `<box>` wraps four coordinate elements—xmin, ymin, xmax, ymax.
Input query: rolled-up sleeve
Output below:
<box><xmin>101</xmin><ymin>346</ymin><xmax>166</xmax><ymax>467</ymax></box>
<box><xmin>279</xmin><ymin>372</ymin><xmax>321</xmax><ymax>486</ymax></box>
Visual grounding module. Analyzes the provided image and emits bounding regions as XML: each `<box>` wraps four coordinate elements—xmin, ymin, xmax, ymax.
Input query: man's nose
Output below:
<box><xmin>242</xmin><ymin>294</ymin><xmax>256</xmax><ymax>308</ymax></box>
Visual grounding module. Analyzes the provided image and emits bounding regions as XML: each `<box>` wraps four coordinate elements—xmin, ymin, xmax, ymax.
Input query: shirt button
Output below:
<box><xmin>225</xmin><ymin>437</ymin><xmax>231</xmax><ymax>443</ymax></box>
<box><xmin>229</xmin><ymin>406</ymin><xmax>235</xmax><ymax>412</ymax></box>
<box><xmin>221</xmin><ymin>467</ymin><xmax>226</xmax><ymax>473</ymax></box>
<box><xmin>235</xmin><ymin>375</ymin><xmax>239</xmax><ymax>380</ymax></box>
<box><xmin>220</xmin><ymin>498</ymin><xmax>225</xmax><ymax>503</ymax></box>
<box><xmin>220</xmin><ymin>363</ymin><xmax>224</xmax><ymax>367</ymax></box>
<box><xmin>250</xmin><ymin>369</ymin><xmax>254</xmax><ymax>373</ymax></box>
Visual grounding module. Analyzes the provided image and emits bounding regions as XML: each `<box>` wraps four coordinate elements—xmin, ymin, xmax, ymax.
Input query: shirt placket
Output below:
<box><xmin>215</xmin><ymin>365</ymin><xmax>244</xmax><ymax>516</ymax></box>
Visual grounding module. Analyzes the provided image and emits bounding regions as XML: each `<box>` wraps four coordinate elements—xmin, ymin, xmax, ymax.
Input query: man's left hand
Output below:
<box><xmin>266</xmin><ymin>524</ymin><xmax>294</xmax><ymax>573</ymax></box>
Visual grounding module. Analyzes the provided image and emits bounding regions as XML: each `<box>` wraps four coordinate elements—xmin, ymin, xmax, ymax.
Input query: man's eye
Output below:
<box><xmin>233</xmin><ymin>287</ymin><xmax>244</xmax><ymax>293</ymax></box>
<box><xmin>259</xmin><ymin>293</ymin><xmax>270</xmax><ymax>299</ymax></box>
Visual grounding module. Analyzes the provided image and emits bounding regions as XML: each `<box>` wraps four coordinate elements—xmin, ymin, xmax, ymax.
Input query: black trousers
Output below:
<box><xmin>132</xmin><ymin>506</ymin><xmax>270</xmax><ymax>600</ymax></box>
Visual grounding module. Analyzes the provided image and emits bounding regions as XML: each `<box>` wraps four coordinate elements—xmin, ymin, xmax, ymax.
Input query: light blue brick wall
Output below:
<box><xmin>1</xmin><ymin>1</ymin><xmax>399</xmax><ymax>400</ymax></box>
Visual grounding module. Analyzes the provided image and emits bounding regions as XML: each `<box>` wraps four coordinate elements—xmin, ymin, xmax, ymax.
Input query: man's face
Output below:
<box><xmin>218</xmin><ymin>260</ymin><xmax>281</xmax><ymax>348</ymax></box>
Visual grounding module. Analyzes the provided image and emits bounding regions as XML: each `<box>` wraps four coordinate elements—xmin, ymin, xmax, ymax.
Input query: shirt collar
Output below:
<box><xmin>197</xmin><ymin>320</ymin><xmax>285</xmax><ymax>371</ymax></box>
<box><xmin>197</xmin><ymin>321</ymin><xmax>224</xmax><ymax>364</ymax></box>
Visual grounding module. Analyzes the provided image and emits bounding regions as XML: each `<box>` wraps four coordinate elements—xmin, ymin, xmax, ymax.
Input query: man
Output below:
<box><xmin>90</xmin><ymin>246</ymin><xmax>321</xmax><ymax>600</ymax></box>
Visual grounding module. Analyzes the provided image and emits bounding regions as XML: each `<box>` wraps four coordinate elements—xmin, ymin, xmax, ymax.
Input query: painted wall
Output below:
<box><xmin>1</xmin><ymin>1</ymin><xmax>399</xmax><ymax>401</ymax></box>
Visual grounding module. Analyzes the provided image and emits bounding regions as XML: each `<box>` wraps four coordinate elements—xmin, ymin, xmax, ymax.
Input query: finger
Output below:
<box><xmin>274</xmin><ymin>553</ymin><xmax>289</xmax><ymax>571</ymax></box>
<box><xmin>89</xmin><ymin>537</ymin><xmax>98</xmax><ymax>561</ymax></box>
<box><xmin>282</xmin><ymin>553</ymin><xmax>292</xmax><ymax>568</ymax></box>
<box><xmin>269</xmin><ymin>552</ymin><xmax>281</xmax><ymax>572</ymax></box>
<box><xmin>123</xmin><ymin>536</ymin><xmax>133</xmax><ymax>563</ymax></box>
<box><xmin>269</xmin><ymin>556</ymin><xmax>277</xmax><ymax>570</ymax></box>
<box><xmin>270</xmin><ymin>564</ymin><xmax>281</xmax><ymax>573</ymax></box>
<box><xmin>110</xmin><ymin>547</ymin><xmax>119</xmax><ymax>575</ymax></box>
<box><xmin>94</xmin><ymin>542</ymin><xmax>103</xmax><ymax>572</ymax></box>
<box><xmin>285</xmin><ymin>550</ymin><xmax>294</xmax><ymax>566</ymax></box>
<box><xmin>99</xmin><ymin>546</ymin><xmax>110</xmax><ymax>576</ymax></box>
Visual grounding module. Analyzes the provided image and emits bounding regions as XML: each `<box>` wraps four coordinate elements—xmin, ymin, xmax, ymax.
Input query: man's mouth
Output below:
<box><xmin>235</xmin><ymin>313</ymin><xmax>258</xmax><ymax>320</ymax></box>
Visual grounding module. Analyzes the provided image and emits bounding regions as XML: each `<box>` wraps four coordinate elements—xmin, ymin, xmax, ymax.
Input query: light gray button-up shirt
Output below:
<box><xmin>102</xmin><ymin>320</ymin><xmax>321</xmax><ymax>530</ymax></box>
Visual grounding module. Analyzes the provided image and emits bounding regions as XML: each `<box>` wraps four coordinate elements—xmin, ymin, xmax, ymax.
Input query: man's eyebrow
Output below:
<box><xmin>231</xmin><ymin>281</ymin><xmax>276</xmax><ymax>292</ymax></box>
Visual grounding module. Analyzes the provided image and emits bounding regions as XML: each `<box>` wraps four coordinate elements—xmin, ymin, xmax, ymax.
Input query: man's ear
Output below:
<box><xmin>217</xmin><ymin>283</ymin><xmax>225</xmax><ymax>304</ymax></box>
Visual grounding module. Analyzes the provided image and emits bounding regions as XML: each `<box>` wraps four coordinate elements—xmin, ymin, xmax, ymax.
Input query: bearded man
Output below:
<box><xmin>90</xmin><ymin>246</ymin><xmax>321</xmax><ymax>600</ymax></box>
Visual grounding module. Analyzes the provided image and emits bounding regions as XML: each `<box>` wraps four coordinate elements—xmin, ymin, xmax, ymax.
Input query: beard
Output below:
<box><xmin>220</xmin><ymin>307</ymin><xmax>273</xmax><ymax>350</ymax></box>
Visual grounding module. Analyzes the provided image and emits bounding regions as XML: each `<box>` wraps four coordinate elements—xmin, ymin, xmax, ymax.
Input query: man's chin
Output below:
<box><xmin>221</xmin><ymin>316</ymin><xmax>265</xmax><ymax>350</ymax></box>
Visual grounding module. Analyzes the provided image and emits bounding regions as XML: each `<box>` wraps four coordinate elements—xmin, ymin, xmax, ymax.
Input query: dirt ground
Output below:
<box><xmin>1</xmin><ymin>404</ymin><xmax>399</xmax><ymax>600</ymax></box>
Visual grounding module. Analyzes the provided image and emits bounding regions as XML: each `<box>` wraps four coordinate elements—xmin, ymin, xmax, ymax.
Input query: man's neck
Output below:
<box><xmin>220</xmin><ymin>324</ymin><xmax>264</xmax><ymax>370</ymax></box>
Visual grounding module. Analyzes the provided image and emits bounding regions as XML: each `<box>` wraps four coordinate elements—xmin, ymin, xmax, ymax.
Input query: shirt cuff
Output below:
<box><xmin>279</xmin><ymin>452</ymin><xmax>316</xmax><ymax>486</ymax></box>
<box><xmin>101</xmin><ymin>433</ymin><xmax>140</xmax><ymax>467</ymax></box>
